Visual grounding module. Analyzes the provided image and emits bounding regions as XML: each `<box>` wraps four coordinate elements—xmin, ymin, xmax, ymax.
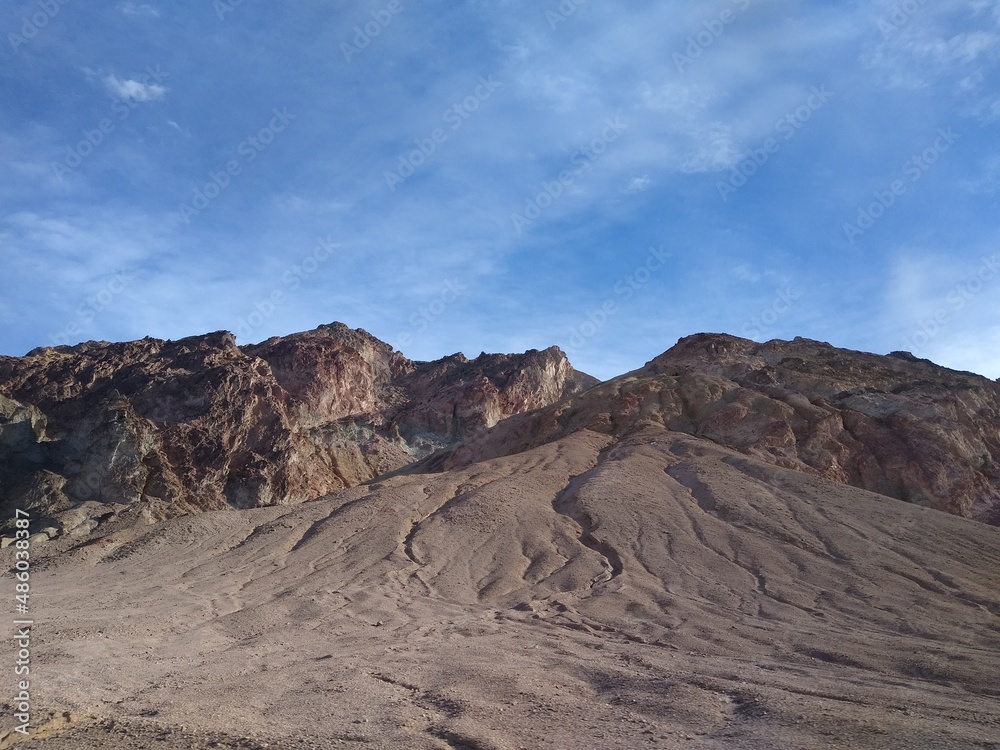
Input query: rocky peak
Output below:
<box><xmin>243</xmin><ymin>323</ymin><xmax>413</xmax><ymax>422</ymax></box>
<box><xmin>0</xmin><ymin>323</ymin><xmax>596</xmax><ymax>536</ymax></box>
<box><xmin>395</xmin><ymin>344</ymin><xmax>596</xmax><ymax>442</ymax></box>
<box><xmin>414</xmin><ymin>334</ymin><xmax>1000</xmax><ymax>525</ymax></box>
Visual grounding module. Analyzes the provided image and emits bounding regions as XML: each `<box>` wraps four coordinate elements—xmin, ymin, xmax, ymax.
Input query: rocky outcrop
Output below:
<box><xmin>5</xmin><ymin>326</ymin><xmax>999</xmax><ymax>536</ymax></box>
<box><xmin>243</xmin><ymin>323</ymin><xmax>413</xmax><ymax>423</ymax></box>
<box><xmin>0</xmin><ymin>331</ymin><xmax>332</xmax><ymax>524</ymax></box>
<box><xmin>0</xmin><ymin>323</ymin><xmax>596</xmax><ymax>534</ymax></box>
<box><xmin>414</xmin><ymin>334</ymin><xmax>1000</xmax><ymax>525</ymax></box>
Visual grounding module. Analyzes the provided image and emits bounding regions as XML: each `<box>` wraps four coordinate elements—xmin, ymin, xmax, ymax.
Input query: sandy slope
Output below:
<box><xmin>4</xmin><ymin>423</ymin><xmax>1000</xmax><ymax>749</ymax></box>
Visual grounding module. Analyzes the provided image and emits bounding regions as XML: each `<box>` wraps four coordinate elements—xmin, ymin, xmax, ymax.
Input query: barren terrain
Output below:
<box><xmin>6</xmin><ymin>426</ymin><xmax>1000</xmax><ymax>748</ymax></box>
<box><xmin>3</xmin><ymin>332</ymin><xmax>1000</xmax><ymax>748</ymax></box>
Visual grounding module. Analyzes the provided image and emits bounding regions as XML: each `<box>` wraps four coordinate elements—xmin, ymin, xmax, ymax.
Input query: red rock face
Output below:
<box><xmin>244</xmin><ymin>323</ymin><xmax>414</xmax><ymax>423</ymax></box>
<box><xmin>0</xmin><ymin>323</ymin><xmax>596</xmax><ymax>532</ymax></box>
<box><xmin>3</xmin><ymin>328</ymin><xmax>998</xmax><ymax>535</ymax></box>
<box><xmin>649</xmin><ymin>335</ymin><xmax>1000</xmax><ymax>522</ymax></box>
<box><xmin>418</xmin><ymin>334</ymin><xmax>1000</xmax><ymax>525</ymax></box>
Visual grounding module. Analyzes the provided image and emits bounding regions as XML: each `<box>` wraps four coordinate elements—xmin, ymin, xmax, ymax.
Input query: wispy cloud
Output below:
<box><xmin>625</xmin><ymin>175</ymin><xmax>651</xmax><ymax>194</ymax></box>
<box><xmin>103</xmin><ymin>74</ymin><xmax>167</xmax><ymax>102</ymax></box>
<box><xmin>1</xmin><ymin>0</ymin><xmax>998</xmax><ymax>381</ymax></box>
<box><xmin>119</xmin><ymin>3</ymin><xmax>160</xmax><ymax>17</ymax></box>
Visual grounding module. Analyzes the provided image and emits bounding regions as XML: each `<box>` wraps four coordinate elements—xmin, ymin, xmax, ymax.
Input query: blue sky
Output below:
<box><xmin>2</xmin><ymin>0</ymin><xmax>999</xmax><ymax>381</ymax></box>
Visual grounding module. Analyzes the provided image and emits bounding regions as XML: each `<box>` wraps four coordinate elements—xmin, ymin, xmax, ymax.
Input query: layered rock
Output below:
<box><xmin>0</xmin><ymin>323</ymin><xmax>596</xmax><ymax>534</ymax></box>
<box><xmin>414</xmin><ymin>334</ymin><xmax>1000</xmax><ymax>524</ymax></box>
<box><xmin>5</xmin><ymin>326</ymin><xmax>999</xmax><ymax>538</ymax></box>
<box><xmin>10</xmin><ymin>331</ymin><xmax>1000</xmax><ymax>749</ymax></box>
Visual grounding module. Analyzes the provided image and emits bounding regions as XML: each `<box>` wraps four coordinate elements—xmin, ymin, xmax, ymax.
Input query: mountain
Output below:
<box><xmin>416</xmin><ymin>333</ymin><xmax>1000</xmax><ymax>524</ymax></box>
<box><xmin>2</xmin><ymin>328</ymin><xmax>1000</xmax><ymax>749</ymax></box>
<box><xmin>0</xmin><ymin>322</ymin><xmax>595</xmax><ymax>538</ymax></box>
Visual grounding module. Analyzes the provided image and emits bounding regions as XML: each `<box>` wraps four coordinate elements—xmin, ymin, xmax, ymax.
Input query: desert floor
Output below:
<box><xmin>4</xmin><ymin>429</ymin><xmax>1000</xmax><ymax>748</ymax></box>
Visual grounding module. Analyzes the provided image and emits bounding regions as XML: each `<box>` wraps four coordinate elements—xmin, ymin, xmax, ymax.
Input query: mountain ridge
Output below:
<box><xmin>410</xmin><ymin>331</ymin><xmax>1000</xmax><ymax>524</ymax></box>
<box><xmin>0</xmin><ymin>322</ymin><xmax>595</xmax><ymax>539</ymax></box>
<box><xmin>2</xmin><ymin>324</ymin><xmax>999</xmax><ymax>547</ymax></box>
<box><xmin>4</xmin><ymin>325</ymin><xmax>1000</xmax><ymax>748</ymax></box>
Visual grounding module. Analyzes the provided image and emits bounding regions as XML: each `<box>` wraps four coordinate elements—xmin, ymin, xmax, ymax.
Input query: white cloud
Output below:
<box><xmin>104</xmin><ymin>74</ymin><xmax>167</xmax><ymax>102</ymax></box>
<box><xmin>638</xmin><ymin>82</ymin><xmax>718</xmax><ymax>113</ymax></box>
<box><xmin>680</xmin><ymin>123</ymin><xmax>743</xmax><ymax>173</ymax></box>
<box><xmin>119</xmin><ymin>3</ymin><xmax>160</xmax><ymax>17</ymax></box>
<box><xmin>960</xmin><ymin>155</ymin><xmax>1000</xmax><ymax>194</ymax></box>
<box><xmin>625</xmin><ymin>175</ymin><xmax>651</xmax><ymax>194</ymax></box>
<box><xmin>910</xmin><ymin>31</ymin><xmax>1000</xmax><ymax>65</ymax></box>
<box><xmin>5</xmin><ymin>0</ymin><xmax>998</xmax><ymax>382</ymax></box>
<box><xmin>515</xmin><ymin>70</ymin><xmax>593</xmax><ymax>112</ymax></box>
<box><xmin>863</xmin><ymin>3</ymin><xmax>1000</xmax><ymax>96</ymax></box>
<box><xmin>733</xmin><ymin>264</ymin><xmax>767</xmax><ymax>284</ymax></box>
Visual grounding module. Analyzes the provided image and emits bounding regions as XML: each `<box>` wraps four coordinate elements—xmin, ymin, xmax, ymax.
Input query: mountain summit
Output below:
<box><xmin>3</xmin><ymin>326</ymin><xmax>999</xmax><ymax>748</ymax></box>
<box><xmin>2</xmin><ymin>325</ymin><xmax>1000</xmax><ymax>748</ymax></box>
<box><xmin>417</xmin><ymin>332</ymin><xmax>1000</xmax><ymax>524</ymax></box>
<box><xmin>0</xmin><ymin>322</ymin><xmax>595</xmax><ymax>535</ymax></box>
<box><xmin>2</xmin><ymin>326</ymin><xmax>999</xmax><ymax>545</ymax></box>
